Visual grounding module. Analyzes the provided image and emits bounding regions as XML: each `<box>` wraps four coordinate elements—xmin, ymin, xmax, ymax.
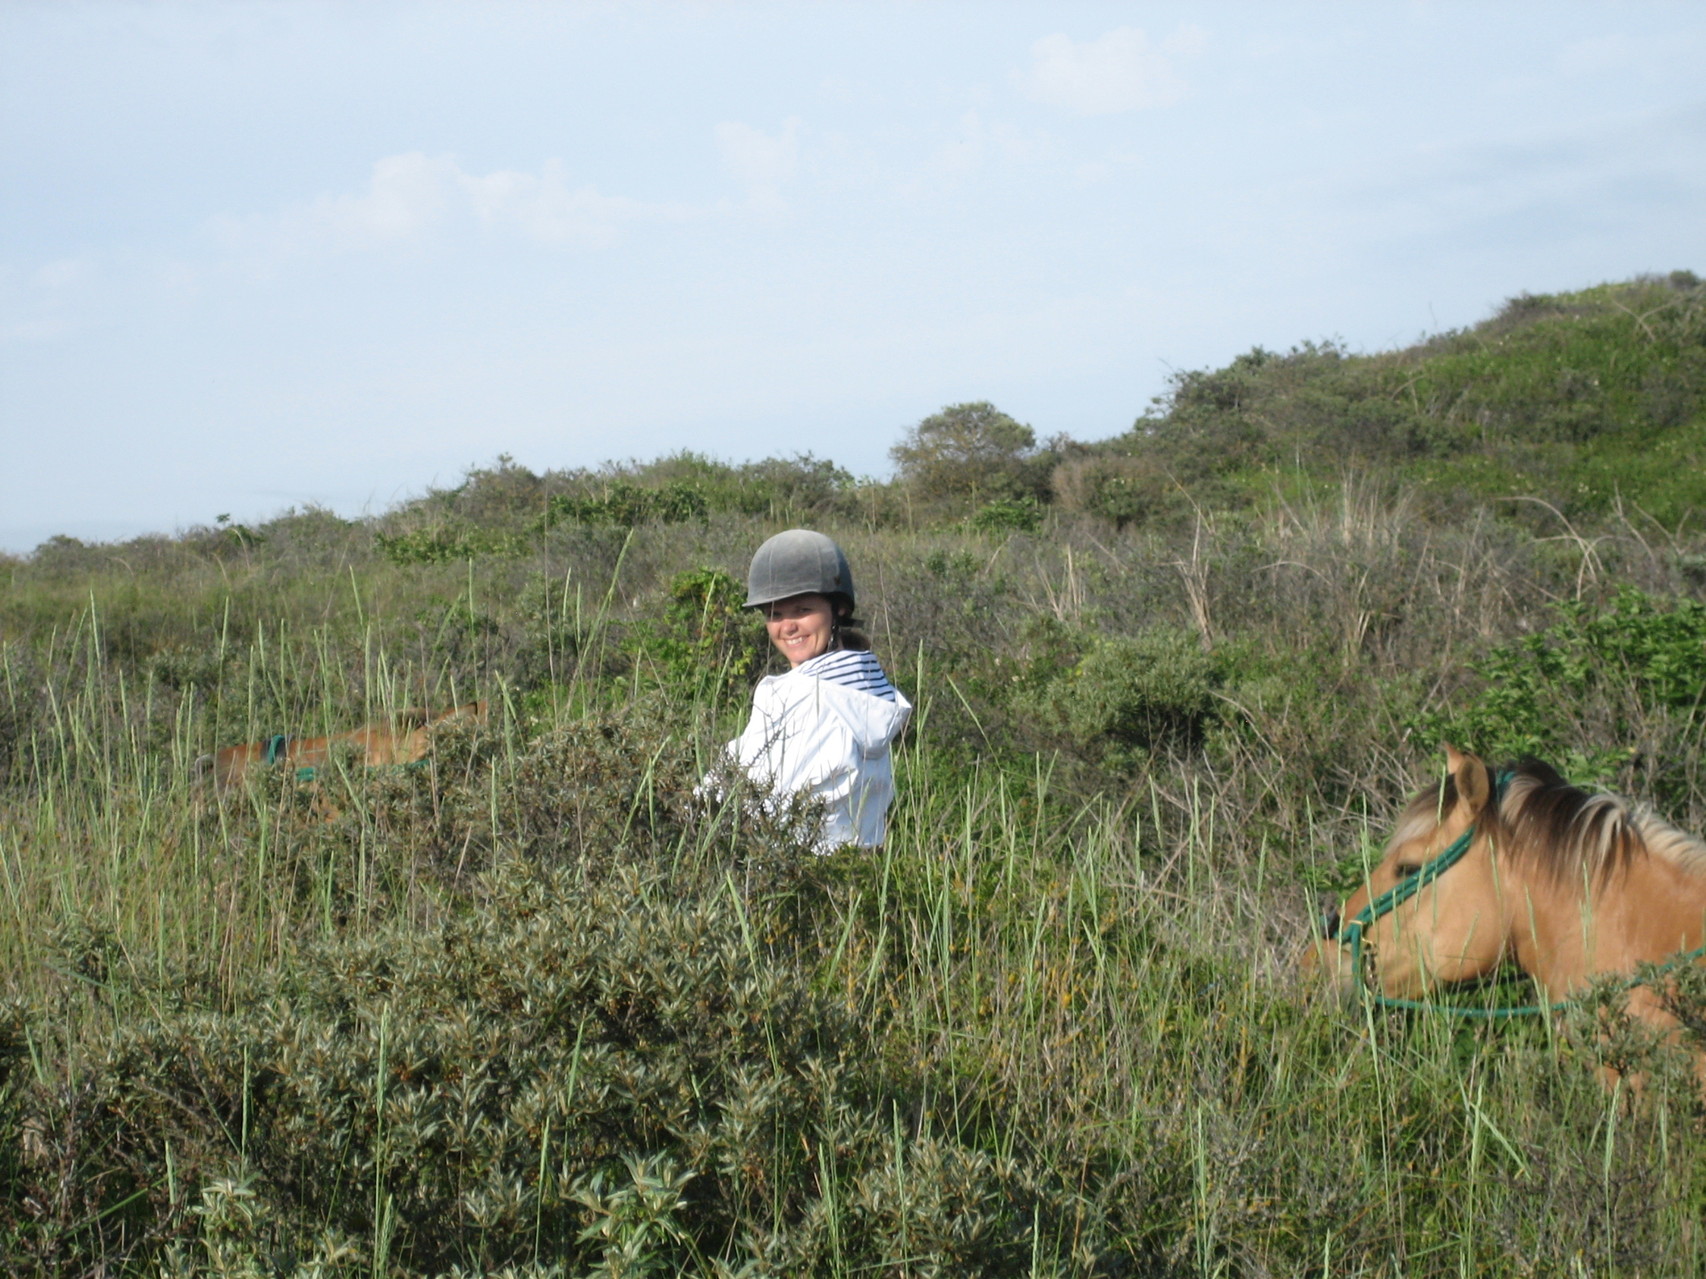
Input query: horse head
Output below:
<box><xmin>197</xmin><ymin>700</ymin><xmax>491</xmax><ymax>788</ymax></box>
<box><xmin>1305</xmin><ymin>745</ymin><xmax>1514</xmax><ymax>1004</ymax></box>
<box><xmin>1302</xmin><ymin>746</ymin><xmax>1706</xmax><ymax>1097</ymax></box>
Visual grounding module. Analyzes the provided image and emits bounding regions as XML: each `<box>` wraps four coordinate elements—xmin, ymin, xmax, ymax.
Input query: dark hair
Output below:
<box><xmin>829</xmin><ymin>595</ymin><xmax>870</xmax><ymax>652</ymax></box>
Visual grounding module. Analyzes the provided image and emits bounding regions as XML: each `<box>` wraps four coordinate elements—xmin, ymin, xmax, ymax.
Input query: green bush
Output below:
<box><xmin>969</xmin><ymin>495</ymin><xmax>1043</xmax><ymax>534</ymax></box>
<box><xmin>1017</xmin><ymin>626</ymin><xmax>1221</xmax><ymax>771</ymax></box>
<box><xmin>621</xmin><ymin>451</ymin><xmax>858</xmax><ymax>521</ymax></box>
<box><xmin>537</xmin><ymin>480</ymin><xmax>709</xmax><ymax>531</ymax></box>
<box><xmin>1415</xmin><ymin>587</ymin><xmax>1706</xmax><ymax>806</ymax></box>
<box><xmin>620</xmin><ymin>568</ymin><xmax>767</xmax><ymax>700</ymax></box>
<box><xmin>1049</xmin><ymin>452</ymin><xmax>1180</xmax><ymax>528</ymax></box>
<box><xmin>890</xmin><ymin>402</ymin><xmax>1051</xmax><ymax>508</ymax></box>
<box><xmin>11</xmin><ymin>834</ymin><xmax>1051</xmax><ymax>1275</ymax></box>
<box><xmin>376</xmin><ymin>525</ymin><xmax>530</xmax><ymax>565</ymax></box>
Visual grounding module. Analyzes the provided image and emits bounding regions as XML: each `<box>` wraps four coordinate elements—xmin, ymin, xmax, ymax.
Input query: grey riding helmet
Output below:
<box><xmin>744</xmin><ymin>529</ymin><xmax>855</xmax><ymax>610</ymax></box>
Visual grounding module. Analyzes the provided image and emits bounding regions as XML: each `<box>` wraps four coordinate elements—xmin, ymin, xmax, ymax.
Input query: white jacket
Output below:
<box><xmin>726</xmin><ymin>660</ymin><xmax>912</xmax><ymax>852</ymax></box>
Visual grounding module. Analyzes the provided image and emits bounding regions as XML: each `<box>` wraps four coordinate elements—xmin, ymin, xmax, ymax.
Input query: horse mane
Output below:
<box><xmin>1392</xmin><ymin>758</ymin><xmax>1705</xmax><ymax>888</ymax></box>
<box><xmin>1483</xmin><ymin>759</ymin><xmax>1705</xmax><ymax>887</ymax></box>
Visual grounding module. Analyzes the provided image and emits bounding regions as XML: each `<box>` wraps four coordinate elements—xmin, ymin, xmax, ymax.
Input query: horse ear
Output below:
<box><xmin>1445</xmin><ymin>744</ymin><xmax>1492</xmax><ymax>814</ymax></box>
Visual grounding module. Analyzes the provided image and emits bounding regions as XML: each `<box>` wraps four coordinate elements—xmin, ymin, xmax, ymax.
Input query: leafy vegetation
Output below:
<box><xmin>3</xmin><ymin>275</ymin><xmax>1705</xmax><ymax>1275</ymax></box>
<box><xmin>1415</xmin><ymin>587</ymin><xmax>1706</xmax><ymax>807</ymax></box>
<box><xmin>1057</xmin><ymin>271</ymin><xmax>1705</xmax><ymax>529</ymax></box>
<box><xmin>889</xmin><ymin>401</ymin><xmax>1055</xmax><ymax>510</ymax></box>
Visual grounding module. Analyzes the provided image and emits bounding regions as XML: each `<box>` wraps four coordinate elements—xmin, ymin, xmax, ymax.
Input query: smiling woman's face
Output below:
<box><xmin>763</xmin><ymin>593</ymin><xmax>837</xmax><ymax>667</ymax></box>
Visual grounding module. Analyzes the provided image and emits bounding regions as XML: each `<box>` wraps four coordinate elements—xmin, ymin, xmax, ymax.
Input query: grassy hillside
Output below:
<box><xmin>3</xmin><ymin>276</ymin><xmax>1706</xmax><ymax>1275</ymax></box>
<box><xmin>1058</xmin><ymin>270</ymin><xmax>1706</xmax><ymax>531</ymax></box>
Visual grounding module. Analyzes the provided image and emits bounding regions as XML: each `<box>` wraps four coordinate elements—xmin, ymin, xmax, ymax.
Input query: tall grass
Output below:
<box><xmin>3</xmin><ymin>492</ymin><xmax>1704</xmax><ymax>1274</ymax></box>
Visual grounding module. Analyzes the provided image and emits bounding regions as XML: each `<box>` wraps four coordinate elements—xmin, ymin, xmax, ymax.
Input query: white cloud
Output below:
<box><xmin>715</xmin><ymin>118</ymin><xmax>802</xmax><ymax>211</ymax></box>
<box><xmin>0</xmin><ymin>316</ymin><xmax>69</xmax><ymax>343</ymax></box>
<box><xmin>1020</xmin><ymin>26</ymin><xmax>1204</xmax><ymax>115</ymax></box>
<box><xmin>308</xmin><ymin>151</ymin><xmax>458</xmax><ymax>246</ymax></box>
<box><xmin>35</xmin><ymin>257</ymin><xmax>98</xmax><ymax>289</ymax></box>
<box><xmin>208</xmin><ymin>152</ymin><xmax>458</xmax><ymax>262</ymax></box>
<box><xmin>210</xmin><ymin>152</ymin><xmax>701</xmax><ymax>264</ymax></box>
<box><xmin>457</xmin><ymin>159</ymin><xmax>696</xmax><ymax>248</ymax></box>
<box><xmin>0</xmin><ymin>256</ymin><xmax>99</xmax><ymax>343</ymax></box>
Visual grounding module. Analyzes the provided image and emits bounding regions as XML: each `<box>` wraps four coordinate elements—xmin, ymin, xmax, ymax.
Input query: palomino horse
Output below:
<box><xmin>195</xmin><ymin>701</ymin><xmax>488</xmax><ymax>790</ymax></box>
<box><xmin>1308</xmin><ymin>745</ymin><xmax>1706</xmax><ymax>1050</ymax></box>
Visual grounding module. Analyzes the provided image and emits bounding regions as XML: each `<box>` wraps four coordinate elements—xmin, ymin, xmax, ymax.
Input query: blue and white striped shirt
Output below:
<box><xmin>796</xmin><ymin>649</ymin><xmax>900</xmax><ymax>702</ymax></box>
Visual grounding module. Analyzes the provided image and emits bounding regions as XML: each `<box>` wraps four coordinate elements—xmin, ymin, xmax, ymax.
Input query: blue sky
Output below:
<box><xmin>3</xmin><ymin>1</ymin><xmax>1702</xmax><ymax>553</ymax></box>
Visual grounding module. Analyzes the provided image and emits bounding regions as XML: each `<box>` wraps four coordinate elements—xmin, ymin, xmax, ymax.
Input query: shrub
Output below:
<box><xmin>968</xmin><ymin>495</ymin><xmax>1043</xmax><ymax>534</ymax></box>
<box><xmin>537</xmin><ymin>481</ymin><xmax>709</xmax><ymax>531</ymax></box>
<box><xmin>375</xmin><ymin>525</ymin><xmax>530</xmax><ymax>565</ymax></box>
<box><xmin>1017</xmin><ymin>626</ymin><xmax>1221</xmax><ymax>772</ymax></box>
<box><xmin>621</xmin><ymin>451</ymin><xmax>859</xmax><ymax>522</ymax></box>
<box><xmin>1414</xmin><ymin>587</ymin><xmax>1706</xmax><ymax>809</ymax></box>
<box><xmin>1058</xmin><ymin>275</ymin><xmax>1706</xmax><ymax>530</ymax></box>
<box><xmin>890</xmin><ymin>402</ymin><xmax>1049</xmax><ymax>507</ymax></box>
<box><xmin>1051</xmin><ymin>452</ymin><xmax>1182</xmax><ymax>529</ymax></box>
<box><xmin>619</xmin><ymin>568</ymin><xmax>767</xmax><ymax>700</ymax></box>
<box><xmin>11</xmin><ymin>843</ymin><xmax>1049</xmax><ymax>1275</ymax></box>
<box><xmin>490</xmin><ymin>702</ymin><xmax>701</xmax><ymax>874</ymax></box>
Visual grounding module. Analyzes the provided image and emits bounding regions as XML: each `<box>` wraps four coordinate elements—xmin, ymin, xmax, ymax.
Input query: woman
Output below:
<box><xmin>724</xmin><ymin>529</ymin><xmax>911</xmax><ymax>852</ymax></box>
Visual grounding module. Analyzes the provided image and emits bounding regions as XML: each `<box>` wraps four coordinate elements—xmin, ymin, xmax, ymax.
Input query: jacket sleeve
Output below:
<box><xmin>728</xmin><ymin>680</ymin><xmax>858</xmax><ymax>786</ymax></box>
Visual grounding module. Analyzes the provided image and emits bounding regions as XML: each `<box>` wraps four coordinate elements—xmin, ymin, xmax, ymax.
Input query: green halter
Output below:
<box><xmin>1337</xmin><ymin>771</ymin><xmax>1569</xmax><ymax>1019</ymax></box>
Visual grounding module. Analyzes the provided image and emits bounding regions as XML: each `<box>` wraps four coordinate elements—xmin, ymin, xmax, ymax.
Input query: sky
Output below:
<box><xmin>2</xmin><ymin>1</ymin><xmax>1703</xmax><ymax>554</ymax></box>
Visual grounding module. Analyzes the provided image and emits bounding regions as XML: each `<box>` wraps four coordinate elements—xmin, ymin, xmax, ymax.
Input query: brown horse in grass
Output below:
<box><xmin>195</xmin><ymin>701</ymin><xmax>487</xmax><ymax>790</ymax></box>
<box><xmin>1306</xmin><ymin>745</ymin><xmax>1706</xmax><ymax>1074</ymax></box>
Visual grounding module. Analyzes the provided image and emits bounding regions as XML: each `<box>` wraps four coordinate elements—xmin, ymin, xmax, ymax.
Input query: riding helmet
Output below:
<box><xmin>744</xmin><ymin>529</ymin><xmax>855</xmax><ymax>610</ymax></box>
